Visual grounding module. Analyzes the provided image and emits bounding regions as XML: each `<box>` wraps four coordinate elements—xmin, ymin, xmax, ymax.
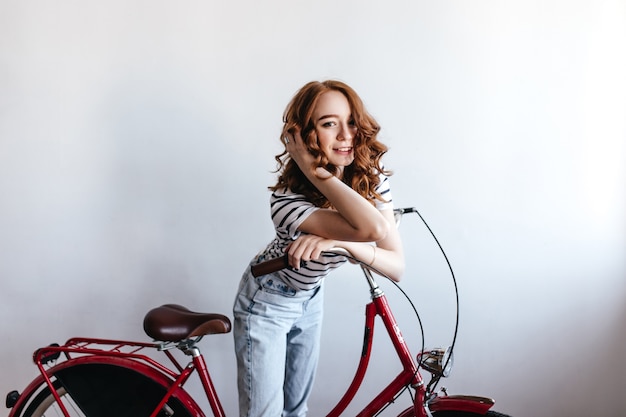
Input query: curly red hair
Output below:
<box><xmin>270</xmin><ymin>80</ymin><xmax>391</xmax><ymax>208</ymax></box>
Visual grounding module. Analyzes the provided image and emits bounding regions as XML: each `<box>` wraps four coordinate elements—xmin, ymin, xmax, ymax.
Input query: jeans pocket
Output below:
<box><xmin>257</xmin><ymin>274</ymin><xmax>297</xmax><ymax>297</ymax></box>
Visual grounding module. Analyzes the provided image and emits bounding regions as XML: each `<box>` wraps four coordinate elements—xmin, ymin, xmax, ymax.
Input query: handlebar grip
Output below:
<box><xmin>251</xmin><ymin>254</ymin><xmax>289</xmax><ymax>277</ymax></box>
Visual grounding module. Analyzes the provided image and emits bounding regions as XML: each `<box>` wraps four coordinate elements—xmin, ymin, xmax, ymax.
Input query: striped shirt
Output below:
<box><xmin>256</xmin><ymin>173</ymin><xmax>393</xmax><ymax>290</ymax></box>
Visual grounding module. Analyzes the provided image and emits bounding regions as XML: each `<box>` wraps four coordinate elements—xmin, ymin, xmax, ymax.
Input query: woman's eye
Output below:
<box><xmin>322</xmin><ymin>121</ymin><xmax>336</xmax><ymax>128</ymax></box>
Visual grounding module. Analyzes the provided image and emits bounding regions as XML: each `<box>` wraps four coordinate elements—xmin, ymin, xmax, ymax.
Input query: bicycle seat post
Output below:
<box><xmin>177</xmin><ymin>338</ymin><xmax>202</xmax><ymax>357</ymax></box>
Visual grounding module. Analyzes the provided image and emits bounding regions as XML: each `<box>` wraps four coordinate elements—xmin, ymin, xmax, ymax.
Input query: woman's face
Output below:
<box><xmin>312</xmin><ymin>90</ymin><xmax>357</xmax><ymax>172</ymax></box>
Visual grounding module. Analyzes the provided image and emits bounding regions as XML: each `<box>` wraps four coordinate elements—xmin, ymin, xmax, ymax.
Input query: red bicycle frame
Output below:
<box><xmin>326</xmin><ymin>289</ymin><xmax>425</xmax><ymax>416</ymax></box>
<box><xmin>325</xmin><ymin>264</ymin><xmax>494</xmax><ymax>417</ymax></box>
<box><xmin>9</xmin><ymin>260</ymin><xmax>496</xmax><ymax>417</ymax></box>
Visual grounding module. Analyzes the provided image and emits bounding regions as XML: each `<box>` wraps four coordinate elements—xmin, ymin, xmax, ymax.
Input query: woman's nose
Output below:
<box><xmin>338</xmin><ymin>123</ymin><xmax>354</xmax><ymax>140</ymax></box>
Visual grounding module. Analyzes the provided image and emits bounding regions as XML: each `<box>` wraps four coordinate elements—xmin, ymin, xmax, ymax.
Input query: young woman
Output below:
<box><xmin>233</xmin><ymin>80</ymin><xmax>405</xmax><ymax>417</ymax></box>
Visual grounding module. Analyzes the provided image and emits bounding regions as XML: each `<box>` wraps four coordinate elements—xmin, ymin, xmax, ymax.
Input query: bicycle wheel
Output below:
<box><xmin>397</xmin><ymin>409</ymin><xmax>511</xmax><ymax>417</ymax></box>
<box><xmin>22</xmin><ymin>381</ymin><xmax>82</xmax><ymax>417</ymax></box>
<box><xmin>433</xmin><ymin>412</ymin><xmax>511</xmax><ymax>417</ymax></box>
<box><xmin>17</xmin><ymin>362</ymin><xmax>198</xmax><ymax>417</ymax></box>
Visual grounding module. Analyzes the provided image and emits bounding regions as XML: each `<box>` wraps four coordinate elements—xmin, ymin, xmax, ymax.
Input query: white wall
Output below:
<box><xmin>1</xmin><ymin>1</ymin><xmax>625</xmax><ymax>416</ymax></box>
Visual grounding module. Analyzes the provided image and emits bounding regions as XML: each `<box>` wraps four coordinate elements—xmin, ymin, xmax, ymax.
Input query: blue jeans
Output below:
<box><xmin>233</xmin><ymin>265</ymin><xmax>324</xmax><ymax>417</ymax></box>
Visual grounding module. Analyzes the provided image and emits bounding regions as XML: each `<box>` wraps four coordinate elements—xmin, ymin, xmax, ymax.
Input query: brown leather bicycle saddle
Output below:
<box><xmin>143</xmin><ymin>304</ymin><xmax>232</xmax><ymax>342</ymax></box>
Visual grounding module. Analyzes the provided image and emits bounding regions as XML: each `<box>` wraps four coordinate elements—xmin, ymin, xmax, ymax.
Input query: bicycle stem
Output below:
<box><xmin>360</xmin><ymin>264</ymin><xmax>384</xmax><ymax>298</ymax></box>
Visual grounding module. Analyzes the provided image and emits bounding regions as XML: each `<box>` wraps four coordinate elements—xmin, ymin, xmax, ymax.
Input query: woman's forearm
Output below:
<box><xmin>306</xmin><ymin>169</ymin><xmax>389</xmax><ymax>242</ymax></box>
<box><xmin>338</xmin><ymin>241</ymin><xmax>405</xmax><ymax>282</ymax></box>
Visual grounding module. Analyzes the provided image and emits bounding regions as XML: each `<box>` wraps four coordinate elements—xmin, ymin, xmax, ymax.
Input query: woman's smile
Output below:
<box><xmin>313</xmin><ymin>90</ymin><xmax>357</xmax><ymax>167</ymax></box>
<box><xmin>334</xmin><ymin>146</ymin><xmax>353</xmax><ymax>156</ymax></box>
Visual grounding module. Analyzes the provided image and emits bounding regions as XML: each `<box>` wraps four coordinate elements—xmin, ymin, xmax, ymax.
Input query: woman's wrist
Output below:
<box><xmin>314</xmin><ymin>167</ymin><xmax>333</xmax><ymax>179</ymax></box>
<box><xmin>369</xmin><ymin>245</ymin><xmax>377</xmax><ymax>265</ymax></box>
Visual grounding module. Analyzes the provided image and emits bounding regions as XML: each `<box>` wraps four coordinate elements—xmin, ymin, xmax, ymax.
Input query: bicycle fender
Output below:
<box><xmin>428</xmin><ymin>394</ymin><xmax>495</xmax><ymax>414</ymax></box>
<box><xmin>8</xmin><ymin>355</ymin><xmax>205</xmax><ymax>417</ymax></box>
<box><xmin>7</xmin><ymin>373</ymin><xmax>49</xmax><ymax>417</ymax></box>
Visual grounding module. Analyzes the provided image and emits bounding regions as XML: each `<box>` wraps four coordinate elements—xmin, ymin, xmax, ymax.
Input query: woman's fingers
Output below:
<box><xmin>285</xmin><ymin>128</ymin><xmax>313</xmax><ymax>166</ymax></box>
<box><xmin>286</xmin><ymin>235</ymin><xmax>334</xmax><ymax>270</ymax></box>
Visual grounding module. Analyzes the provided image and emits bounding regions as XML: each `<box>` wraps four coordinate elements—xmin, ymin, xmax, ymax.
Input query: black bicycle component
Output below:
<box><xmin>6</xmin><ymin>390</ymin><xmax>20</xmax><ymax>408</ymax></box>
<box><xmin>19</xmin><ymin>363</ymin><xmax>193</xmax><ymax>417</ymax></box>
<box><xmin>34</xmin><ymin>343</ymin><xmax>61</xmax><ymax>365</ymax></box>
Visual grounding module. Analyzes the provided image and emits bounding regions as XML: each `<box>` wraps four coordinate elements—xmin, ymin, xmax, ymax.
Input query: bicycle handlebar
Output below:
<box><xmin>250</xmin><ymin>254</ymin><xmax>289</xmax><ymax>277</ymax></box>
<box><xmin>251</xmin><ymin>248</ymin><xmax>352</xmax><ymax>278</ymax></box>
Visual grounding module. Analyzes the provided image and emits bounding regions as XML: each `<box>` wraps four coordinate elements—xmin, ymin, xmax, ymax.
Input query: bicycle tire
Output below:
<box><xmin>432</xmin><ymin>411</ymin><xmax>511</xmax><ymax>417</ymax></box>
<box><xmin>17</xmin><ymin>362</ymin><xmax>199</xmax><ymax>417</ymax></box>
<box><xmin>397</xmin><ymin>409</ymin><xmax>511</xmax><ymax>417</ymax></box>
<box><xmin>22</xmin><ymin>381</ymin><xmax>81</xmax><ymax>417</ymax></box>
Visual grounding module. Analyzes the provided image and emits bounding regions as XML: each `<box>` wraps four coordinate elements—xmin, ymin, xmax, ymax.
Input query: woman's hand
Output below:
<box><xmin>285</xmin><ymin>129</ymin><xmax>332</xmax><ymax>180</ymax></box>
<box><xmin>286</xmin><ymin>234</ymin><xmax>337</xmax><ymax>270</ymax></box>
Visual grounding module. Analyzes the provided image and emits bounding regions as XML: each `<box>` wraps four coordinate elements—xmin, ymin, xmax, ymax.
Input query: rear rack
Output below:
<box><xmin>33</xmin><ymin>337</ymin><xmax>192</xmax><ymax>377</ymax></box>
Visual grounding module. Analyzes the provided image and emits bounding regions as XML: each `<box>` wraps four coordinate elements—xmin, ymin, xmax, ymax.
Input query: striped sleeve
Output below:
<box><xmin>374</xmin><ymin>173</ymin><xmax>394</xmax><ymax>211</ymax></box>
<box><xmin>270</xmin><ymin>188</ymin><xmax>319</xmax><ymax>241</ymax></box>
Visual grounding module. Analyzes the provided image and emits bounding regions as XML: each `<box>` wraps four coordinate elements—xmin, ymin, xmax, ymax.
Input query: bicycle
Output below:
<box><xmin>6</xmin><ymin>208</ymin><xmax>511</xmax><ymax>417</ymax></box>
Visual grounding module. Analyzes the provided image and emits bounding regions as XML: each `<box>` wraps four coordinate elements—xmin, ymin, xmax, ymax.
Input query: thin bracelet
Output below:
<box><xmin>369</xmin><ymin>245</ymin><xmax>376</xmax><ymax>265</ymax></box>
